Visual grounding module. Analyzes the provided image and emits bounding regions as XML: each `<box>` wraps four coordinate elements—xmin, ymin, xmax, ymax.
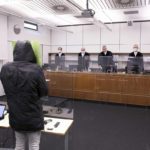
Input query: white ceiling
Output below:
<box><xmin>0</xmin><ymin>0</ymin><xmax>150</xmax><ymax>28</ymax></box>
<box><xmin>73</xmin><ymin>0</ymin><xmax>150</xmax><ymax>22</ymax></box>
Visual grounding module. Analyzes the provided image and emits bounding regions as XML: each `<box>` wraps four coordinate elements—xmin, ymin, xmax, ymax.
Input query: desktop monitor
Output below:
<box><xmin>98</xmin><ymin>56</ymin><xmax>116</xmax><ymax>73</ymax></box>
<box><xmin>42</xmin><ymin>63</ymin><xmax>57</xmax><ymax>71</ymax></box>
<box><xmin>69</xmin><ymin>65</ymin><xmax>78</xmax><ymax>72</ymax></box>
<box><xmin>127</xmin><ymin>57</ymin><xmax>144</xmax><ymax>74</ymax></box>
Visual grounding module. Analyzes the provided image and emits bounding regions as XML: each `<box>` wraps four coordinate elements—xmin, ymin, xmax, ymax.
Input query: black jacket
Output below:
<box><xmin>98</xmin><ymin>50</ymin><xmax>113</xmax><ymax>66</ymax></box>
<box><xmin>0</xmin><ymin>41</ymin><xmax>48</xmax><ymax>131</ymax></box>
<box><xmin>99</xmin><ymin>50</ymin><xmax>113</xmax><ymax>56</ymax></box>
<box><xmin>55</xmin><ymin>53</ymin><xmax>65</xmax><ymax>67</ymax></box>
<box><xmin>78</xmin><ymin>52</ymin><xmax>90</xmax><ymax>70</ymax></box>
<box><xmin>129</xmin><ymin>52</ymin><xmax>143</xmax><ymax>57</ymax></box>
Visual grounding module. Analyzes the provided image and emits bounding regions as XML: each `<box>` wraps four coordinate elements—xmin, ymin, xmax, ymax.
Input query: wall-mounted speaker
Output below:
<box><xmin>14</xmin><ymin>24</ymin><xmax>21</xmax><ymax>34</ymax></box>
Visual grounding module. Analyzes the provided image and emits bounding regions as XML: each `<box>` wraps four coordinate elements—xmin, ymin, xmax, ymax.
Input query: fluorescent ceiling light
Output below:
<box><xmin>0</xmin><ymin>0</ymin><xmax>92</xmax><ymax>26</ymax></box>
<box><xmin>57</xmin><ymin>14</ymin><xmax>85</xmax><ymax>24</ymax></box>
<box><xmin>0</xmin><ymin>0</ymin><xmax>17</xmax><ymax>6</ymax></box>
<box><xmin>40</xmin><ymin>14</ymin><xmax>69</xmax><ymax>25</ymax></box>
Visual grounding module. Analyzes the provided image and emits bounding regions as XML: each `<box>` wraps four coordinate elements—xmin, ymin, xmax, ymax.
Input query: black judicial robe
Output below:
<box><xmin>129</xmin><ymin>52</ymin><xmax>143</xmax><ymax>57</ymax></box>
<box><xmin>78</xmin><ymin>52</ymin><xmax>90</xmax><ymax>70</ymax></box>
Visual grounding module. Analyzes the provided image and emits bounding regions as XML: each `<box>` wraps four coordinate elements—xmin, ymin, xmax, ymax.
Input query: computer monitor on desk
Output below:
<box><xmin>69</xmin><ymin>65</ymin><xmax>78</xmax><ymax>72</ymax></box>
<box><xmin>126</xmin><ymin>57</ymin><xmax>144</xmax><ymax>74</ymax></box>
<box><xmin>42</xmin><ymin>64</ymin><xmax>57</xmax><ymax>71</ymax></box>
<box><xmin>98</xmin><ymin>56</ymin><xmax>117</xmax><ymax>73</ymax></box>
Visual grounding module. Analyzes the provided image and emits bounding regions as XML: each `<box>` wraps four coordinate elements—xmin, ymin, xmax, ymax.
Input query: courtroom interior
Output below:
<box><xmin>0</xmin><ymin>0</ymin><xmax>150</xmax><ymax>150</ymax></box>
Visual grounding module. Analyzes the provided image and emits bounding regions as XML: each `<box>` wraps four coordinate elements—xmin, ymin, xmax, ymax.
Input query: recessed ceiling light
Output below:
<box><xmin>52</xmin><ymin>5</ymin><xmax>70</xmax><ymax>13</ymax></box>
<box><xmin>120</xmin><ymin>0</ymin><xmax>130</xmax><ymax>4</ymax></box>
<box><xmin>118</xmin><ymin>0</ymin><xmax>134</xmax><ymax>4</ymax></box>
<box><xmin>124</xmin><ymin>10</ymin><xmax>139</xmax><ymax>14</ymax></box>
<box><xmin>52</xmin><ymin>5</ymin><xmax>68</xmax><ymax>11</ymax></box>
<box><xmin>56</xmin><ymin>6</ymin><xmax>65</xmax><ymax>11</ymax></box>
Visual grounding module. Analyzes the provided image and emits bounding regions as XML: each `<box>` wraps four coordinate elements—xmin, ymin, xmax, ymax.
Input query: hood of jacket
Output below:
<box><xmin>13</xmin><ymin>40</ymin><xmax>36</xmax><ymax>63</ymax></box>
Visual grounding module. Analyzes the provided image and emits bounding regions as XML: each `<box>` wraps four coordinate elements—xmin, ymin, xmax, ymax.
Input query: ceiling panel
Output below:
<box><xmin>21</xmin><ymin>0</ymin><xmax>80</xmax><ymax>15</ymax></box>
<box><xmin>73</xmin><ymin>0</ymin><xmax>150</xmax><ymax>10</ymax></box>
<box><xmin>0</xmin><ymin>0</ymin><xmax>88</xmax><ymax>26</ymax></box>
<box><xmin>72</xmin><ymin>0</ymin><xmax>150</xmax><ymax>22</ymax></box>
<box><xmin>0</xmin><ymin>0</ymin><xmax>150</xmax><ymax>26</ymax></box>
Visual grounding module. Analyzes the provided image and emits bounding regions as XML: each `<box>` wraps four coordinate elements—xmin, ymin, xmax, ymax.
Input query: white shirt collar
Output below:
<box><xmin>81</xmin><ymin>52</ymin><xmax>85</xmax><ymax>57</ymax></box>
<box><xmin>58</xmin><ymin>53</ymin><xmax>62</xmax><ymax>57</ymax></box>
<box><xmin>104</xmin><ymin>51</ymin><xmax>107</xmax><ymax>55</ymax></box>
<box><xmin>134</xmin><ymin>51</ymin><xmax>138</xmax><ymax>56</ymax></box>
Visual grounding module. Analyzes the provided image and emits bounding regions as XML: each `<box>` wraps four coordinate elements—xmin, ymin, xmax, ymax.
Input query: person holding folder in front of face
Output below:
<box><xmin>78</xmin><ymin>48</ymin><xmax>90</xmax><ymax>71</ymax></box>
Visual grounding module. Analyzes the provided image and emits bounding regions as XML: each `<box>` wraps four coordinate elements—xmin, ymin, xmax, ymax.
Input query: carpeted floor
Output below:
<box><xmin>0</xmin><ymin>96</ymin><xmax>150</xmax><ymax>150</ymax></box>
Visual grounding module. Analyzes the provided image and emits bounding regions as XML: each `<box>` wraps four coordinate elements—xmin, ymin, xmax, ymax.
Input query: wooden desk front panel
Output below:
<box><xmin>73</xmin><ymin>73</ymin><xmax>96</xmax><ymax>100</ymax></box>
<box><xmin>121</xmin><ymin>94</ymin><xmax>148</xmax><ymax>106</ymax></box>
<box><xmin>49</xmin><ymin>89</ymin><xmax>73</xmax><ymax>98</ymax></box>
<box><xmin>46</xmin><ymin>71</ymin><xmax>150</xmax><ymax>106</ymax></box>
<box><xmin>47</xmin><ymin>72</ymin><xmax>73</xmax><ymax>98</ymax></box>
<box><xmin>73</xmin><ymin>73</ymin><xmax>96</xmax><ymax>91</ymax></box>
<box><xmin>96</xmin><ymin>92</ymin><xmax>122</xmax><ymax>103</ymax></box>
<box><xmin>96</xmin><ymin>74</ymin><xmax>122</xmax><ymax>93</ymax></box>
<box><xmin>121</xmin><ymin>75</ymin><xmax>150</xmax><ymax>96</ymax></box>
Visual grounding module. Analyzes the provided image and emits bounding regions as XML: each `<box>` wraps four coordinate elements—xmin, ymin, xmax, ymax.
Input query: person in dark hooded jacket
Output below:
<box><xmin>0</xmin><ymin>40</ymin><xmax>48</xmax><ymax>150</ymax></box>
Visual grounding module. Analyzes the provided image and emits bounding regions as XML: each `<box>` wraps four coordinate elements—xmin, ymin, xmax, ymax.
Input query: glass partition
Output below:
<box><xmin>126</xmin><ymin>57</ymin><xmax>144</xmax><ymax>74</ymax></box>
<box><xmin>43</xmin><ymin>69</ymin><xmax>74</xmax><ymax>120</ymax></box>
<box><xmin>43</xmin><ymin>54</ymin><xmax>150</xmax><ymax>75</ymax></box>
<box><xmin>42</xmin><ymin>54</ymin><xmax>150</xmax><ymax>121</ymax></box>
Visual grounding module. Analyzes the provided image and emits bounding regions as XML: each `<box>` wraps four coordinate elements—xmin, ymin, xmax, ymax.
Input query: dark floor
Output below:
<box><xmin>1</xmin><ymin>96</ymin><xmax>150</xmax><ymax>150</ymax></box>
<box><xmin>71</xmin><ymin>101</ymin><xmax>150</xmax><ymax>150</ymax></box>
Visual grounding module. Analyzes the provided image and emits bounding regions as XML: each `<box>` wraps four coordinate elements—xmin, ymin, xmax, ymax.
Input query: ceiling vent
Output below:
<box><xmin>117</xmin><ymin>0</ymin><xmax>135</xmax><ymax>4</ymax></box>
<box><xmin>115</xmin><ymin>0</ymin><xmax>136</xmax><ymax>8</ymax></box>
<box><xmin>124</xmin><ymin>10</ymin><xmax>139</xmax><ymax>14</ymax></box>
<box><xmin>52</xmin><ymin>5</ymin><xmax>74</xmax><ymax>14</ymax></box>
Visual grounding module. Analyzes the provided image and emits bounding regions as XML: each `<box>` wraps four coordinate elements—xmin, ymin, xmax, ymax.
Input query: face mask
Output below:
<box><xmin>133</xmin><ymin>48</ymin><xmax>138</xmax><ymax>52</ymax></box>
<box><xmin>58</xmin><ymin>50</ymin><xmax>62</xmax><ymax>53</ymax></box>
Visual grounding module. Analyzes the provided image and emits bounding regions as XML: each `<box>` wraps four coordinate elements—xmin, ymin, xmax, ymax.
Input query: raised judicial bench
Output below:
<box><xmin>45</xmin><ymin>71</ymin><xmax>150</xmax><ymax>106</ymax></box>
<box><xmin>0</xmin><ymin>113</ymin><xmax>73</xmax><ymax>150</ymax></box>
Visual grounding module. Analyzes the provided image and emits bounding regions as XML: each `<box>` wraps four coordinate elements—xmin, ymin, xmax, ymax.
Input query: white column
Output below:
<box><xmin>0</xmin><ymin>14</ymin><xmax>8</xmax><ymax>96</ymax></box>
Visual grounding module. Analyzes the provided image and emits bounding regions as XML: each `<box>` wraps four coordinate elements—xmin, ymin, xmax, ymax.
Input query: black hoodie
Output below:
<box><xmin>0</xmin><ymin>40</ymin><xmax>48</xmax><ymax>131</ymax></box>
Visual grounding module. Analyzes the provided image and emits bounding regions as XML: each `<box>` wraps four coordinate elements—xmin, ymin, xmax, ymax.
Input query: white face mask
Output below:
<box><xmin>133</xmin><ymin>48</ymin><xmax>138</xmax><ymax>52</ymax></box>
<box><xmin>58</xmin><ymin>50</ymin><xmax>62</xmax><ymax>53</ymax></box>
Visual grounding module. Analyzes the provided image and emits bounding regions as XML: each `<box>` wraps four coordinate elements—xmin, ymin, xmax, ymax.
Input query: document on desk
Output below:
<box><xmin>43</xmin><ymin>117</ymin><xmax>73</xmax><ymax>135</ymax></box>
<box><xmin>0</xmin><ymin>114</ymin><xmax>73</xmax><ymax>135</ymax></box>
<box><xmin>0</xmin><ymin>113</ymin><xmax>10</xmax><ymax>128</ymax></box>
